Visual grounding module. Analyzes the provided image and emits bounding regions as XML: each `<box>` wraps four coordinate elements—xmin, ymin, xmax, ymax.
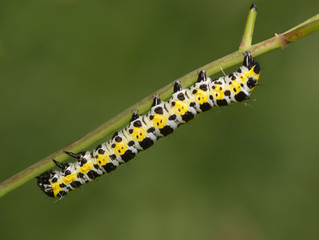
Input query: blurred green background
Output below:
<box><xmin>0</xmin><ymin>0</ymin><xmax>318</xmax><ymax>239</ymax></box>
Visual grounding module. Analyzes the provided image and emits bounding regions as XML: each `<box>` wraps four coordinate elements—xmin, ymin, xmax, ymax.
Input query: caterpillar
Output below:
<box><xmin>37</xmin><ymin>52</ymin><xmax>260</xmax><ymax>198</ymax></box>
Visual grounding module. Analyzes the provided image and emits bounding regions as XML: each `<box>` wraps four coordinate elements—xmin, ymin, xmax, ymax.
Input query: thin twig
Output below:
<box><xmin>239</xmin><ymin>3</ymin><xmax>258</xmax><ymax>50</ymax></box>
<box><xmin>0</xmin><ymin>8</ymin><xmax>318</xmax><ymax>198</ymax></box>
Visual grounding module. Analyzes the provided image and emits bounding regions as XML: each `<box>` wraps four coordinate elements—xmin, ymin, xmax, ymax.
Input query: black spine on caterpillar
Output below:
<box><xmin>37</xmin><ymin>52</ymin><xmax>260</xmax><ymax>198</ymax></box>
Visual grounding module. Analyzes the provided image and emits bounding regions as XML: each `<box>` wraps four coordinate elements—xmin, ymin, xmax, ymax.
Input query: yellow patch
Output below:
<box><xmin>79</xmin><ymin>162</ymin><xmax>93</xmax><ymax>174</ymax></box>
<box><xmin>51</xmin><ymin>182</ymin><xmax>62</xmax><ymax>198</ymax></box>
<box><xmin>114</xmin><ymin>142</ymin><xmax>128</xmax><ymax>155</ymax></box>
<box><xmin>239</xmin><ymin>74</ymin><xmax>248</xmax><ymax>84</ymax></box>
<box><xmin>194</xmin><ymin>89</ymin><xmax>209</xmax><ymax>104</ymax></box>
<box><xmin>131</xmin><ymin>127</ymin><xmax>146</xmax><ymax>141</ymax></box>
<box><xmin>96</xmin><ymin>154</ymin><xmax>110</xmax><ymax>166</ymax></box>
<box><xmin>173</xmin><ymin>100</ymin><xmax>189</xmax><ymax>115</ymax></box>
<box><xmin>212</xmin><ymin>86</ymin><xmax>224</xmax><ymax>100</ymax></box>
<box><xmin>230</xmin><ymin>80</ymin><xmax>241</xmax><ymax>94</ymax></box>
<box><xmin>243</xmin><ymin>66</ymin><xmax>260</xmax><ymax>80</ymax></box>
<box><xmin>62</xmin><ymin>173</ymin><xmax>77</xmax><ymax>184</ymax></box>
<box><xmin>153</xmin><ymin>114</ymin><xmax>167</xmax><ymax>128</ymax></box>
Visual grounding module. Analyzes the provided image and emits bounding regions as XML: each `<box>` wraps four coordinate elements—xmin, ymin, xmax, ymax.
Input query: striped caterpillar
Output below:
<box><xmin>37</xmin><ymin>52</ymin><xmax>260</xmax><ymax>198</ymax></box>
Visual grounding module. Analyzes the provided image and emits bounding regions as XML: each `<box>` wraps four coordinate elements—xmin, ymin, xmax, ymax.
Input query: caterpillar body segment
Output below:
<box><xmin>37</xmin><ymin>52</ymin><xmax>260</xmax><ymax>198</ymax></box>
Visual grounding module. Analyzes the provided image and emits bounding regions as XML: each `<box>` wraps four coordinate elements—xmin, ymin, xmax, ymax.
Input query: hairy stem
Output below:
<box><xmin>0</xmin><ymin>10</ymin><xmax>318</xmax><ymax>198</ymax></box>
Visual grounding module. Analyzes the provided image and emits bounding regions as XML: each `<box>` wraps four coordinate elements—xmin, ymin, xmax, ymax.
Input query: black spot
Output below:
<box><xmin>65</xmin><ymin>170</ymin><xmax>71</xmax><ymax>176</ymax></box>
<box><xmin>228</xmin><ymin>73</ymin><xmax>234</xmax><ymax>78</ymax></box>
<box><xmin>80</xmin><ymin>159</ymin><xmax>87</xmax><ymax>166</ymax></box>
<box><xmin>139</xmin><ymin>138</ymin><xmax>154</xmax><ymax>149</ymax></box>
<box><xmin>160</xmin><ymin>126</ymin><xmax>174</xmax><ymax>136</ymax></box>
<box><xmin>253</xmin><ymin>64</ymin><xmax>260</xmax><ymax>74</ymax></box>
<box><xmin>241</xmin><ymin>83</ymin><xmax>244</xmax><ymax>87</ymax></box>
<box><xmin>149</xmin><ymin>115</ymin><xmax>154</xmax><ymax>120</ymax></box>
<box><xmin>94</xmin><ymin>164</ymin><xmax>100</xmax><ymax>170</ymax></box>
<box><xmin>192</xmin><ymin>89</ymin><xmax>197</xmax><ymax>94</ymax></box>
<box><xmin>215</xmin><ymin>81</ymin><xmax>222</xmax><ymax>85</ymax></box>
<box><xmin>154</xmin><ymin>107</ymin><xmax>163</xmax><ymax>114</ymax></box>
<box><xmin>235</xmin><ymin>91</ymin><xmax>248</xmax><ymax>102</ymax></box>
<box><xmin>216</xmin><ymin>99</ymin><xmax>228</xmax><ymax>106</ymax></box>
<box><xmin>169</xmin><ymin>114</ymin><xmax>176</xmax><ymax>121</ymax></box>
<box><xmin>121</xmin><ymin>150</ymin><xmax>136</xmax><ymax>162</ymax></box>
<box><xmin>177</xmin><ymin>93</ymin><xmax>185</xmax><ymax>101</ymax></box>
<box><xmin>98</xmin><ymin>149</ymin><xmax>105</xmax><ymax>154</ymax></box>
<box><xmin>171</xmin><ymin>101</ymin><xmax>176</xmax><ymax>107</ymax></box>
<box><xmin>110</xmin><ymin>154</ymin><xmax>117</xmax><ymax>160</ymax></box>
<box><xmin>182</xmin><ymin>112</ymin><xmax>194</xmax><ymax>122</ymax></box>
<box><xmin>111</xmin><ymin>143</ymin><xmax>116</xmax><ymax>148</ymax></box>
<box><xmin>247</xmin><ymin>77</ymin><xmax>257</xmax><ymax>89</ymax></box>
<box><xmin>115</xmin><ymin>136</ymin><xmax>122</xmax><ymax>142</ymax></box>
<box><xmin>87</xmin><ymin>170</ymin><xmax>100</xmax><ymax>180</ymax></box>
<box><xmin>224</xmin><ymin>90</ymin><xmax>231</xmax><ymax>96</ymax></box>
<box><xmin>129</xmin><ymin>129</ymin><xmax>134</xmax><ymax>134</ymax></box>
<box><xmin>200</xmin><ymin>103</ymin><xmax>212</xmax><ymax>112</ymax></box>
<box><xmin>133</xmin><ymin>120</ymin><xmax>142</xmax><ymax>127</ymax></box>
<box><xmin>128</xmin><ymin>141</ymin><xmax>135</xmax><ymax>146</ymax></box>
<box><xmin>59</xmin><ymin>183</ymin><xmax>66</xmax><ymax>188</ymax></box>
<box><xmin>52</xmin><ymin>177</ymin><xmax>58</xmax><ymax>183</ymax></box>
<box><xmin>209</xmin><ymin>95</ymin><xmax>214</xmax><ymax>100</ymax></box>
<box><xmin>190</xmin><ymin>102</ymin><xmax>196</xmax><ymax>107</ymax></box>
<box><xmin>77</xmin><ymin>172</ymin><xmax>84</xmax><ymax>179</ymax></box>
<box><xmin>199</xmin><ymin>84</ymin><xmax>208</xmax><ymax>91</ymax></box>
<box><xmin>103</xmin><ymin>163</ymin><xmax>117</xmax><ymax>173</ymax></box>
<box><xmin>237</xmin><ymin>68</ymin><xmax>242</xmax><ymax>73</ymax></box>
<box><xmin>147</xmin><ymin>127</ymin><xmax>155</xmax><ymax>133</ymax></box>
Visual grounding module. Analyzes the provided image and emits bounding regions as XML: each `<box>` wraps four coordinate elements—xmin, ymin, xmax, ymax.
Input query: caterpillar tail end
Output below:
<box><xmin>243</xmin><ymin>51</ymin><xmax>260</xmax><ymax>74</ymax></box>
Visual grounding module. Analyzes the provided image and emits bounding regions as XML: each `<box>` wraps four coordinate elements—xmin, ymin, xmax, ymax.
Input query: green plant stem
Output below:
<box><xmin>239</xmin><ymin>3</ymin><xmax>258</xmax><ymax>50</ymax></box>
<box><xmin>0</xmin><ymin>12</ymin><xmax>318</xmax><ymax>199</ymax></box>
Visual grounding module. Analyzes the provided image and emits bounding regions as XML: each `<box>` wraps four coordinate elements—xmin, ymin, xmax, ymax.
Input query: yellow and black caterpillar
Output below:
<box><xmin>37</xmin><ymin>52</ymin><xmax>260</xmax><ymax>198</ymax></box>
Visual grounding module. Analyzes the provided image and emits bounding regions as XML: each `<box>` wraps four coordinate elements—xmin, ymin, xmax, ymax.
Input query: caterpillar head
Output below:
<box><xmin>36</xmin><ymin>171</ymin><xmax>57</xmax><ymax>198</ymax></box>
